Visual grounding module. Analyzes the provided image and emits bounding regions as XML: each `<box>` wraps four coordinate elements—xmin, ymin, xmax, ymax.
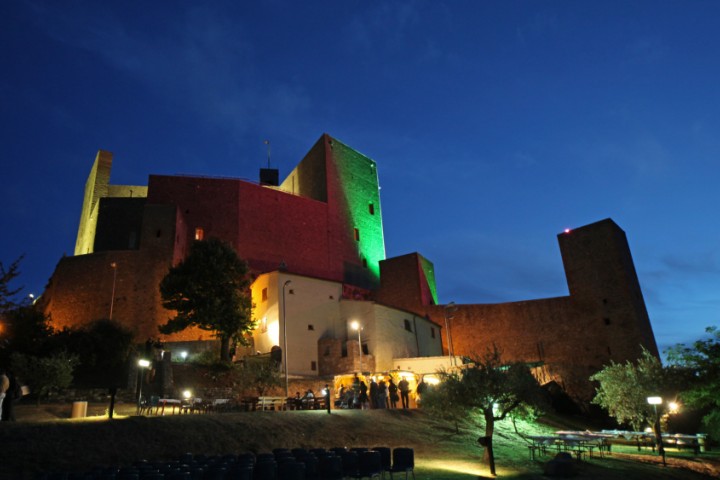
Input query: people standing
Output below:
<box><xmin>358</xmin><ymin>380</ymin><xmax>369</xmax><ymax>409</ymax></box>
<box><xmin>388</xmin><ymin>379</ymin><xmax>399</xmax><ymax>409</ymax></box>
<box><xmin>369</xmin><ymin>379</ymin><xmax>378</xmax><ymax>409</ymax></box>
<box><xmin>377</xmin><ymin>380</ymin><xmax>388</xmax><ymax>409</ymax></box>
<box><xmin>398</xmin><ymin>377</ymin><xmax>410</xmax><ymax>409</ymax></box>
<box><xmin>416</xmin><ymin>377</ymin><xmax>427</xmax><ymax>408</ymax></box>
<box><xmin>1</xmin><ymin>370</ymin><xmax>18</xmax><ymax>421</ymax></box>
<box><xmin>0</xmin><ymin>369</ymin><xmax>8</xmax><ymax>419</ymax></box>
<box><xmin>325</xmin><ymin>384</ymin><xmax>331</xmax><ymax>414</ymax></box>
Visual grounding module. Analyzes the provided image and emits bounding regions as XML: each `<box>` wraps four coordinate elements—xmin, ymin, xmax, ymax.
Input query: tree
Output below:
<box><xmin>591</xmin><ymin>347</ymin><xmax>670</xmax><ymax>463</ymax></box>
<box><xmin>50</xmin><ymin>319</ymin><xmax>135</xmax><ymax>389</ymax></box>
<box><xmin>590</xmin><ymin>347</ymin><xmax>666</xmax><ymax>430</ymax></box>
<box><xmin>160</xmin><ymin>239</ymin><xmax>254</xmax><ymax>362</ymax></box>
<box><xmin>237</xmin><ymin>357</ymin><xmax>282</xmax><ymax>396</ymax></box>
<box><xmin>10</xmin><ymin>351</ymin><xmax>78</xmax><ymax>405</ymax></box>
<box><xmin>666</xmin><ymin>326</ymin><xmax>720</xmax><ymax>441</ymax></box>
<box><xmin>1</xmin><ymin>306</ymin><xmax>54</xmax><ymax>361</ymax></box>
<box><xmin>0</xmin><ymin>256</ymin><xmax>24</xmax><ymax>314</ymax></box>
<box><xmin>423</xmin><ymin>347</ymin><xmax>547</xmax><ymax>476</ymax></box>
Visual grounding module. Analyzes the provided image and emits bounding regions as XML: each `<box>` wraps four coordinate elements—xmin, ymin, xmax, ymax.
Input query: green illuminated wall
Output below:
<box><xmin>419</xmin><ymin>255</ymin><xmax>439</xmax><ymax>305</ymax></box>
<box><xmin>328</xmin><ymin>136</ymin><xmax>386</xmax><ymax>285</ymax></box>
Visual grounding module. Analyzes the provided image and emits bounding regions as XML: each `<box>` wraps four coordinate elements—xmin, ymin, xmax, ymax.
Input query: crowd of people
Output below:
<box><xmin>334</xmin><ymin>373</ymin><xmax>427</xmax><ymax>410</ymax></box>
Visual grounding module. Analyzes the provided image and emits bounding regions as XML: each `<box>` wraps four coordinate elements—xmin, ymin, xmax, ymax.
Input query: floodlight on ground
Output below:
<box><xmin>647</xmin><ymin>396</ymin><xmax>662</xmax><ymax>405</ymax></box>
<box><xmin>138</xmin><ymin>359</ymin><xmax>151</xmax><ymax>368</ymax></box>
<box><xmin>183</xmin><ymin>390</ymin><xmax>192</xmax><ymax>399</ymax></box>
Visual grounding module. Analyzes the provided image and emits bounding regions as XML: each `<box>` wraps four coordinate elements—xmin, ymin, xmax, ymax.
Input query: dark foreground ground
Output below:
<box><xmin>0</xmin><ymin>402</ymin><xmax>718</xmax><ymax>479</ymax></box>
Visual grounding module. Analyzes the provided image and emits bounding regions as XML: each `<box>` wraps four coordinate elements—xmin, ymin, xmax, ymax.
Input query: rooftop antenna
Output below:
<box><xmin>263</xmin><ymin>139</ymin><xmax>271</xmax><ymax>168</ymax></box>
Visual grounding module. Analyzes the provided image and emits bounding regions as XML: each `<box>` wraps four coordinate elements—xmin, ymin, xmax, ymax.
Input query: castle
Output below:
<box><xmin>41</xmin><ymin>133</ymin><xmax>658</xmax><ymax>399</ymax></box>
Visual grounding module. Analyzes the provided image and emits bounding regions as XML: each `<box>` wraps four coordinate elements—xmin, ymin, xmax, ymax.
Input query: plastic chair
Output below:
<box><xmin>318</xmin><ymin>455</ymin><xmax>343</xmax><ymax>480</ymax></box>
<box><xmin>353</xmin><ymin>450</ymin><xmax>382</xmax><ymax>479</ymax></box>
<box><xmin>252</xmin><ymin>459</ymin><xmax>277</xmax><ymax>480</ymax></box>
<box><xmin>371</xmin><ymin>447</ymin><xmax>391</xmax><ymax>475</ymax></box>
<box><xmin>389</xmin><ymin>448</ymin><xmax>415</xmax><ymax>480</ymax></box>
<box><xmin>340</xmin><ymin>451</ymin><xmax>360</xmax><ymax>478</ymax></box>
<box><xmin>278</xmin><ymin>460</ymin><xmax>305</xmax><ymax>480</ymax></box>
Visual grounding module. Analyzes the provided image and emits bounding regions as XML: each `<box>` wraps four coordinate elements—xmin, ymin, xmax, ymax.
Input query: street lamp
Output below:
<box><xmin>647</xmin><ymin>396</ymin><xmax>666</xmax><ymax>466</ymax></box>
<box><xmin>109</xmin><ymin>262</ymin><xmax>118</xmax><ymax>320</ymax></box>
<box><xmin>444</xmin><ymin>302</ymin><xmax>457</xmax><ymax>366</ymax></box>
<box><xmin>136</xmin><ymin>359</ymin><xmax>151</xmax><ymax>414</ymax></box>
<box><xmin>351</xmin><ymin>320</ymin><xmax>363</xmax><ymax>373</ymax></box>
<box><xmin>282</xmin><ymin>280</ymin><xmax>292</xmax><ymax>398</ymax></box>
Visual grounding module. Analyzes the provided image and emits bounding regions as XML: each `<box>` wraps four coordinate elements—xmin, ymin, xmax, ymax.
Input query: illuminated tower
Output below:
<box><xmin>280</xmin><ymin>134</ymin><xmax>386</xmax><ymax>288</ymax></box>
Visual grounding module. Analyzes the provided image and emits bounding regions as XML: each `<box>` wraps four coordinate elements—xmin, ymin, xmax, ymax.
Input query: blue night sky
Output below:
<box><xmin>2</xmin><ymin>1</ymin><xmax>718</xmax><ymax>355</ymax></box>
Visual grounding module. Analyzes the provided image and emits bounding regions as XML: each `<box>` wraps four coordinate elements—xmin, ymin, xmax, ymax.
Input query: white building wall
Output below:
<box><xmin>250</xmin><ymin>271</ymin><xmax>443</xmax><ymax>376</ymax></box>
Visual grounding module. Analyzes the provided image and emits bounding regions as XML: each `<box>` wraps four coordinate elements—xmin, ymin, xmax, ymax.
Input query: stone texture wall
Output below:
<box><xmin>375</xmin><ymin>219</ymin><xmax>659</xmax><ymax>400</ymax></box>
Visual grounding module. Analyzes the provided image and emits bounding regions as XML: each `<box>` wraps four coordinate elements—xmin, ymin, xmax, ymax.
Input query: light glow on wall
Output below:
<box><xmin>268</xmin><ymin>318</ymin><xmax>280</xmax><ymax>346</ymax></box>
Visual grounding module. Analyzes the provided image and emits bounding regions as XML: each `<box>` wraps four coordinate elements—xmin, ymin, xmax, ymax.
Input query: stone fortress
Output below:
<box><xmin>40</xmin><ymin>133</ymin><xmax>658</xmax><ymax>400</ymax></box>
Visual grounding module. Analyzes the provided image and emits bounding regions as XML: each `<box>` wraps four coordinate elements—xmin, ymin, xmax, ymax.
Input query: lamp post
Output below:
<box><xmin>136</xmin><ymin>359</ymin><xmax>151</xmax><ymax>415</ymax></box>
<box><xmin>351</xmin><ymin>320</ymin><xmax>363</xmax><ymax>373</ymax></box>
<box><xmin>647</xmin><ymin>396</ymin><xmax>666</xmax><ymax>466</ymax></box>
<box><xmin>444</xmin><ymin>302</ymin><xmax>457</xmax><ymax>366</ymax></box>
<box><xmin>109</xmin><ymin>262</ymin><xmax>118</xmax><ymax>320</ymax></box>
<box><xmin>282</xmin><ymin>280</ymin><xmax>292</xmax><ymax>398</ymax></box>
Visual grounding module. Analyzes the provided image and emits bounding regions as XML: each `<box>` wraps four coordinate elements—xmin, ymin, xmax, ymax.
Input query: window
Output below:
<box><xmin>354</xmin><ymin>228</ymin><xmax>360</xmax><ymax>241</ymax></box>
<box><xmin>262</xmin><ymin>288</ymin><xmax>268</xmax><ymax>302</ymax></box>
<box><xmin>603</xmin><ymin>318</ymin><xmax>611</xmax><ymax>326</ymax></box>
<box><xmin>324</xmin><ymin>347</ymin><xmax>330</xmax><ymax>356</ymax></box>
<box><xmin>308</xmin><ymin>324</ymin><xmax>314</xmax><ymax>331</ymax></box>
<box><xmin>431</xmin><ymin>327</ymin><xmax>436</xmax><ymax>339</ymax></box>
<box><xmin>311</xmin><ymin>361</ymin><xmax>317</xmax><ymax>371</ymax></box>
<box><xmin>404</xmin><ymin>319</ymin><xmax>412</xmax><ymax>332</ymax></box>
<box><xmin>368</xmin><ymin>203</ymin><xmax>375</xmax><ymax>215</ymax></box>
<box><xmin>195</xmin><ymin>228</ymin><xmax>204</xmax><ymax>240</ymax></box>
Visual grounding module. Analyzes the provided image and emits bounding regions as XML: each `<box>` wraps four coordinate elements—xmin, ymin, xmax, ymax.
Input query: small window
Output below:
<box><xmin>324</xmin><ymin>347</ymin><xmax>330</xmax><ymax>356</ymax></box>
<box><xmin>368</xmin><ymin>203</ymin><xmax>375</xmax><ymax>215</ymax></box>
<box><xmin>431</xmin><ymin>327</ymin><xmax>436</xmax><ymax>339</ymax></box>
<box><xmin>156</xmin><ymin>229</ymin><xmax>162</xmax><ymax>238</ymax></box>
<box><xmin>404</xmin><ymin>319</ymin><xmax>412</xmax><ymax>332</ymax></box>
<box><xmin>311</xmin><ymin>361</ymin><xmax>317</xmax><ymax>371</ymax></box>
<box><xmin>607</xmin><ymin>346</ymin><xmax>612</xmax><ymax>355</ymax></box>
<box><xmin>603</xmin><ymin>318</ymin><xmax>611</xmax><ymax>326</ymax></box>
<box><xmin>329</xmin><ymin>295</ymin><xmax>334</xmax><ymax>300</ymax></box>
<box><xmin>195</xmin><ymin>228</ymin><xmax>204</xmax><ymax>240</ymax></box>
<box><xmin>260</xmin><ymin>317</ymin><xmax>267</xmax><ymax>333</ymax></box>
<box><xmin>308</xmin><ymin>324</ymin><xmax>314</xmax><ymax>331</ymax></box>
<box><xmin>262</xmin><ymin>288</ymin><xmax>268</xmax><ymax>302</ymax></box>
<box><xmin>354</xmin><ymin>228</ymin><xmax>360</xmax><ymax>241</ymax></box>
<box><xmin>289</xmin><ymin>289</ymin><xmax>294</xmax><ymax>295</ymax></box>
<box><xmin>362</xmin><ymin>258</ymin><xmax>367</xmax><ymax>268</ymax></box>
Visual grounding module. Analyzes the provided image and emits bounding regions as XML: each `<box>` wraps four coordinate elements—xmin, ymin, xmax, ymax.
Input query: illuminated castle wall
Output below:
<box><xmin>44</xmin><ymin>134</ymin><xmax>385</xmax><ymax>343</ymax></box>
<box><xmin>374</xmin><ymin>220</ymin><xmax>659</xmax><ymax>399</ymax></box>
<box><xmin>41</xmin><ymin>133</ymin><xmax>658</xmax><ymax>395</ymax></box>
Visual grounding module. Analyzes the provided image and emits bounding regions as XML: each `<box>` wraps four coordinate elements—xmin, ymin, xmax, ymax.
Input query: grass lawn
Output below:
<box><xmin>0</xmin><ymin>402</ymin><xmax>718</xmax><ymax>479</ymax></box>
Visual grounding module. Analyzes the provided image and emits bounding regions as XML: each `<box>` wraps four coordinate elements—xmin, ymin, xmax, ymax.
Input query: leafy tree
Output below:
<box><xmin>1</xmin><ymin>306</ymin><xmax>54</xmax><ymax>361</ymax></box>
<box><xmin>159</xmin><ymin>239</ymin><xmax>254</xmax><ymax>362</ymax></box>
<box><xmin>237</xmin><ymin>357</ymin><xmax>282</xmax><ymax>396</ymax></box>
<box><xmin>10</xmin><ymin>351</ymin><xmax>78</xmax><ymax>405</ymax></box>
<box><xmin>423</xmin><ymin>347</ymin><xmax>547</xmax><ymax>476</ymax></box>
<box><xmin>590</xmin><ymin>347</ymin><xmax>666</xmax><ymax>430</ymax></box>
<box><xmin>49</xmin><ymin>319</ymin><xmax>135</xmax><ymax>388</ymax></box>
<box><xmin>0</xmin><ymin>256</ymin><xmax>24</xmax><ymax>314</ymax></box>
<box><xmin>666</xmin><ymin>326</ymin><xmax>720</xmax><ymax>440</ymax></box>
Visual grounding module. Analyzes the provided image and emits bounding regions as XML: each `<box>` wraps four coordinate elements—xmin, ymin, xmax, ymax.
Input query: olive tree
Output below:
<box><xmin>423</xmin><ymin>347</ymin><xmax>547</xmax><ymax>476</ymax></box>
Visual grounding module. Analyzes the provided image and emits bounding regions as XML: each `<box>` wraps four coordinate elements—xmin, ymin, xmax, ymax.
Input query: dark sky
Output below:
<box><xmin>2</xmin><ymin>1</ymin><xmax>719</xmax><ymax>353</ymax></box>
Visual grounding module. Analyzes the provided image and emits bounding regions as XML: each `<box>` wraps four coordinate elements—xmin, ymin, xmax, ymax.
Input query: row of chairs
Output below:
<box><xmin>34</xmin><ymin>447</ymin><xmax>415</xmax><ymax>480</ymax></box>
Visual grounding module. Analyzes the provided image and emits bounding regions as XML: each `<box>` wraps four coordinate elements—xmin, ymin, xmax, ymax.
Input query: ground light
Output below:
<box><xmin>136</xmin><ymin>359</ymin><xmax>151</xmax><ymax>415</ymax></box>
<box><xmin>647</xmin><ymin>396</ymin><xmax>666</xmax><ymax>466</ymax></box>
